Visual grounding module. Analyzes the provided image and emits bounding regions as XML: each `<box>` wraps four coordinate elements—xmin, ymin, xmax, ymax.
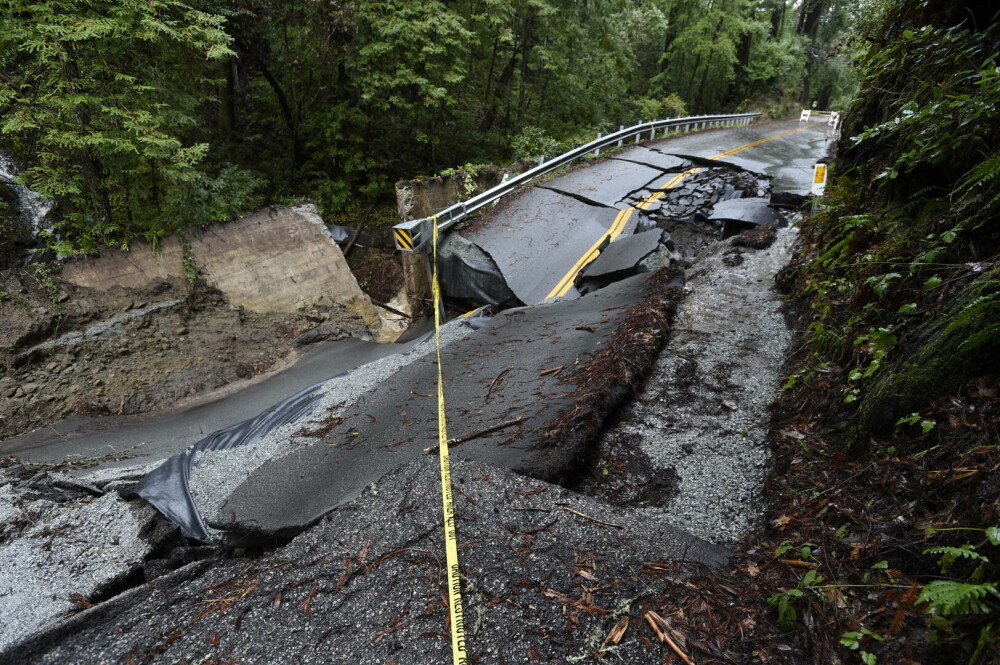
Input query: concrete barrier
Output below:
<box><xmin>60</xmin><ymin>207</ymin><xmax>399</xmax><ymax>339</ymax></box>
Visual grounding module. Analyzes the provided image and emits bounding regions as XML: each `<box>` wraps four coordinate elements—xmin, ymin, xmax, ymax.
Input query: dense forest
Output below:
<box><xmin>0</xmin><ymin>0</ymin><xmax>855</xmax><ymax>251</ymax></box>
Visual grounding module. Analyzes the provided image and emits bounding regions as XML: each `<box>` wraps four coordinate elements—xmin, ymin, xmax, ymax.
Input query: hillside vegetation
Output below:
<box><xmin>0</xmin><ymin>0</ymin><xmax>854</xmax><ymax>251</ymax></box>
<box><xmin>757</xmin><ymin>0</ymin><xmax>1000</xmax><ymax>661</ymax></box>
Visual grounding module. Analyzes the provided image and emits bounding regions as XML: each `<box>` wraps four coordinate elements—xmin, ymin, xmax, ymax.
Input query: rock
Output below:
<box><xmin>21</xmin><ymin>382</ymin><xmax>39</xmax><ymax>395</ymax></box>
<box><xmin>731</xmin><ymin>224</ymin><xmax>778</xmax><ymax>250</ymax></box>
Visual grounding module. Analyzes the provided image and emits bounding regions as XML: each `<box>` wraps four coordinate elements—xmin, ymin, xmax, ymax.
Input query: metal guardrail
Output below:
<box><xmin>392</xmin><ymin>112</ymin><xmax>761</xmax><ymax>251</ymax></box>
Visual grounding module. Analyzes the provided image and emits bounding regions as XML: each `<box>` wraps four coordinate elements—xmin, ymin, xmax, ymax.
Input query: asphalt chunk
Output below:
<box><xmin>209</xmin><ymin>272</ymin><xmax>680</xmax><ymax>542</ymax></box>
<box><xmin>5</xmin><ymin>457</ymin><xmax>727</xmax><ymax>665</ymax></box>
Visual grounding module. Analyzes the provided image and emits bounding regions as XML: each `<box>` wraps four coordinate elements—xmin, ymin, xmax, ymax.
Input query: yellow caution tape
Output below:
<box><xmin>431</xmin><ymin>216</ymin><xmax>468</xmax><ymax>665</ymax></box>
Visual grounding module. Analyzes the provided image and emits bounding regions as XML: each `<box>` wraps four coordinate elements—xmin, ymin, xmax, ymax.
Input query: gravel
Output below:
<box><xmin>8</xmin><ymin>458</ymin><xmax>728</xmax><ymax>665</ymax></box>
<box><xmin>595</xmin><ymin>226</ymin><xmax>795</xmax><ymax>545</ymax></box>
<box><xmin>185</xmin><ymin>320</ymin><xmax>475</xmax><ymax>541</ymax></box>
<box><xmin>0</xmin><ymin>487</ymin><xmax>152</xmax><ymax>651</ymax></box>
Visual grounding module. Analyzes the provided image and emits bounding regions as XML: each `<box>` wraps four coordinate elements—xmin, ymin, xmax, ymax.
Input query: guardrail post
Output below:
<box><xmin>594</xmin><ymin>133</ymin><xmax>602</xmax><ymax>156</ymax></box>
<box><xmin>617</xmin><ymin>125</ymin><xmax>624</xmax><ymax>147</ymax></box>
<box><xmin>401</xmin><ymin>251</ymin><xmax>431</xmax><ymax>318</ymax></box>
<box><xmin>538</xmin><ymin>156</ymin><xmax>545</xmax><ymax>166</ymax></box>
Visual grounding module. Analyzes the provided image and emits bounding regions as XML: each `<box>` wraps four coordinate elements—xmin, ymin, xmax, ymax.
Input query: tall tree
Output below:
<box><xmin>0</xmin><ymin>0</ymin><xmax>256</xmax><ymax>247</ymax></box>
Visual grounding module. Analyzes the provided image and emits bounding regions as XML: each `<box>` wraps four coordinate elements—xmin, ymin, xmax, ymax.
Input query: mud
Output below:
<box><xmin>0</xmin><ymin>266</ymin><xmax>371</xmax><ymax>443</ymax></box>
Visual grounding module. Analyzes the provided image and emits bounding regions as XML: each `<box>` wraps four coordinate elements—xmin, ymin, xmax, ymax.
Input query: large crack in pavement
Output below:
<box><xmin>576</xmin><ymin>226</ymin><xmax>796</xmax><ymax>545</ymax></box>
<box><xmin>208</xmin><ymin>271</ymin><xmax>683</xmax><ymax>543</ymax></box>
<box><xmin>0</xmin><ymin>127</ymin><xmax>818</xmax><ymax>659</ymax></box>
<box><xmin>535</xmin><ymin>184</ymin><xmax>617</xmax><ymax>210</ymax></box>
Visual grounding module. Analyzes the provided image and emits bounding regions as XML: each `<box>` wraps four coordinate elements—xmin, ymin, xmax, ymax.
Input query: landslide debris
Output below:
<box><xmin>3</xmin><ymin>458</ymin><xmax>726</xmax><ymax>665</ymax></box>
<box><xmin>0</xmin><ymin>268</ymin><xmax>366</xmax><ymax>443</ymax></box>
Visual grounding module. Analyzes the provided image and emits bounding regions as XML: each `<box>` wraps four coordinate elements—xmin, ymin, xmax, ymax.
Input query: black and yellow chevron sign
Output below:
<box><xmin>394</xmin><ymin>227</ymin><xmax>414</xmax><ymax>250</ymax></box>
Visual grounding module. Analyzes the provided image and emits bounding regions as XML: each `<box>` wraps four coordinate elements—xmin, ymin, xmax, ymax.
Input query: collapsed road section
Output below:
<box><xmin>0</xmin><ymin>118</ymin><xmax>832</xmax><ymax>662</ymax></box>
<box><xmin>453</xmin><ymin>119</ymin><xmax>823</xmax><ymax>308</ymax></box>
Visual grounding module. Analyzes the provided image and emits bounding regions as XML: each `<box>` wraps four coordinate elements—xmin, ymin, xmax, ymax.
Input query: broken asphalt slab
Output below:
<box><xmin>208</xmin><ymin>272</ymin><xmax>680</xmax><ymax>542</ymax></box>
<box><xmin>3</xmin><ymin>457</ymin><xmax>727</xmax><ymax>665</ymax></box>
<box><xmin>576</xmin><ymin>229</ymin><xmax>670</xmax><ymax>295</ymax></box>
<box><xmin>536</xmin><ymin>158</ymin><xmax>668</xmax><ymax>209</ymax></box>
<box><xmin>0</xmin><ymin>475</ymin><xmax>156</xmax><ymax>651</ymax></box>
<box><xmin>708</xmin><ymin>197</ymin><xmax>788</xmax><ymax>228</ymax></box>
<box><xmin>459</xmin><ymin>187</ymin><xmax>622</xmax><ymax>304</ymax></box>
<box><xmin>608</xmin><ymin>146</ymin><xmax>690</xmax><ymax>173</ymax></box>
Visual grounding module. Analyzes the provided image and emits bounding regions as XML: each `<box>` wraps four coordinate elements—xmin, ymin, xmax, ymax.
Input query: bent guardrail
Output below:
<box><xmin>392</xmin><ymin>112</ymin><xmax>761</xmax><ymax>251</ymax></box>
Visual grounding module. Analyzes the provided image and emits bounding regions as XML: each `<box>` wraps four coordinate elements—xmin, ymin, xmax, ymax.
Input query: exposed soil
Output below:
<box><xmin>0</xmin><ymin>264</ymin><xmax>370</xmax><ymax>443</ymax></box>
<box><xmin>344</xmin><ymin>246</ymin><xmax>405</xmax><ymax>306</ymax></box>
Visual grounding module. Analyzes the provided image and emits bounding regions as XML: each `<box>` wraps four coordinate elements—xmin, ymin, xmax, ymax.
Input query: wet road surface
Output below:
<box><xmin>461</xmin><ymin>118</ymin><xmax>832</xmax><ymax>304</ymax></box>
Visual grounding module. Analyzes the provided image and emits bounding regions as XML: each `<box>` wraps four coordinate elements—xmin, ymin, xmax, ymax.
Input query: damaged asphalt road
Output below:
<box><xmin>461</xmin><ymin>119</ymin><xmax>826</xmax><ymax>303</ymax></box>
<box><xmin>210</xmin><ymin>271</ymin><xmax>682</xmax><ymax>542</ymax></box>
<box><xmin>4</xmin><ymin>457</ymin><xmax>726</xmax><ymax>665</ymax></box>
<box><xmin>0</xmin><ymin>117</ymin><xmax>834</xmax><ymax>660</ymax></box>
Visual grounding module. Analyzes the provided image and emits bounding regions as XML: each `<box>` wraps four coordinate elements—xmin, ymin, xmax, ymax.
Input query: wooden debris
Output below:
<box><xmin>539</xmin><ymin>365</ymin><xmax>565</xmax><ymax>377</ymax></box>
<box><xmin>644</xmin><ymin>610</ymin><xmax>694</xmax><ymax>665</ymax></box>
<box><xmin>486</xmin><ymin>366</ymin><xmax>514</xmax><ymax>400</ymax></box>
<box><xmin>424</xmin><ymin>417</ymin><xmax>525</xmax><ymax>453</ymax></box>
<box><xmin>561</xmin><ymin>507</ymin><xmax>623</xmax><ymax>529</ymax></box>
<box><xmin>779</xmin><ymin>558</ymin><xmax>818</xmax><ymax>569</ymax></box>
<box><xmin>300</xmin><ymin>586</ymin><xmax>318</xmax><ymax>614</ymax></box>
<box><xmin>597</xmin><ymin>616</ymin><xmax>630</xmax><ymax>656</ymax></box>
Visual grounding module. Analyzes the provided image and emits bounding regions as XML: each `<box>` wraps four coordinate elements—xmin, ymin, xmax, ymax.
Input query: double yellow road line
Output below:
<box><xmin>544</xmin><ymin>124</ymin><xmax>811</xmax><ymax>300</ymax></box>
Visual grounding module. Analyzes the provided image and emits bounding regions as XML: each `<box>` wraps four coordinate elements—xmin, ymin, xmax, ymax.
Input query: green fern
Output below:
<box><xmin>925</xmin><ymin>544</ymin><xmax>990</xmax><ymax>573</ymax></box>
<box><xmin>959</xmin><ymin>153</ymin><xmax>1000</xmax><ymax>214</ymax></box>
<box><xmin>919</xmin><ymin>581</ymin><xmax>999</xmax><ymax>616</ymax></box>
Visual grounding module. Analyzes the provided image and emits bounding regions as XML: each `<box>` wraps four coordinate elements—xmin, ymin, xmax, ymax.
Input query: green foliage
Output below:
<box><xmin>510</xmin><ymin>127</ymin><xmax>563</xmax><ymax>161</ymax></box>
<box><xmin>33</xmin><ymin>263</ymin><xmax>58</xmax><ymax>302</ymax></box>
<box><xmin>1</xmin><ymin>0</ymin><xmax>852</xmax><ymax>248</ymax></box>
<box><xmin>841</xmin><ymin>627</ymin><xmax>884</xmax><ymax>665</ymax></box>
<box><xmin>919</xmin><ymin>581</ymin><xmax>998</xmax><ymax>617</ymax></box>
<box><xmin>0</xmin><ymin>0</ymin><xmax>259</xmax><ymax>249</ymax></box>
<box><xmin>895</xmin><ymin>412</ymin><xmax>936</xmax><ymax>434</ymax></box>
<box><xmin>768</xmin><ymin>587</ymin><xmax>805</xmax><ymax>629</ymax></box>
<box><xmin>628</xmin><ymin>94</ymin><xmax>689</xmax><ymax>122</ymax></box>
<box><xmin>768</xmin><ymin>545</ymin><xmax>828</xmax><ymax>629</ymax></box>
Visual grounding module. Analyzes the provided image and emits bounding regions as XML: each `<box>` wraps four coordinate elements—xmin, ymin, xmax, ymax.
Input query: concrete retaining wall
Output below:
<box><xmin>394</xmin><ymin>163</ymin><xmax>530</xmax><ymax>222</ymax></box>
<box><xmin>60</xmin><ymin>207</ymin><xmax>394</xmax><ymax>336</ymax></box>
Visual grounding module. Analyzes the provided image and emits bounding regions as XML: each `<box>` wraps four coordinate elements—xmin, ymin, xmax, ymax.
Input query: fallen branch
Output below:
<box><xmin>780</xmin><ymin>559</ymin><xmax>819</xmax><ymax>569</ymax></box>
<box><xmin>644</xmin><ymin>610</ymin><xmax>694</xmax><ymax>665</ymax></box>
<box><xmin>373</xmin><ymin>300</ymin><xmax>413</xmax><ymax>319</ymax></box>
<box><xmin>342</xmin><ymin>221</ymin><xmax>366</xmax><ymax>257</ymax></box>
<box><xmin>561</xmin><ymin>507</ymin><xmax>623</xmax><ymax>529</ymax></box>
<box><xmin>486</xmin><ymin>366</ymin><xmax>514</xmax><ymax>400</ymax></box>
<box><xmin>539</xmin><ymin>365</ymin><xmax>565</xmax><ymax>377</ymax></box>
<box><xmin>424</xmin><ymin>417</ymin><xmax>526</xmax><ymax>453</ymax></box>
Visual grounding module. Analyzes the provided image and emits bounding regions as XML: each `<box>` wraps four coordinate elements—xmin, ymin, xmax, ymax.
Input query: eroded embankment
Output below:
<box><xmin>577</xmin><ymin>224</ymin><xmax>795</xmax><ymax>545</ymax></box>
